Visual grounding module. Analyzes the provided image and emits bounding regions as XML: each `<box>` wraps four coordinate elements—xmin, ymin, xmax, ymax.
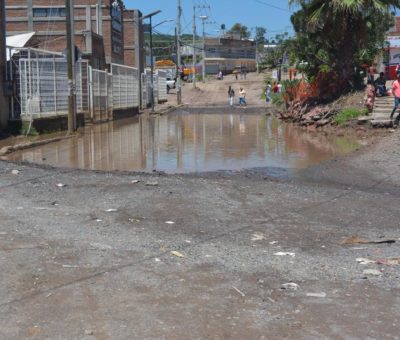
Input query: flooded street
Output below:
<box><xmin>6</xmin><ymin>111</ymin><xmax>359</xmax><ymax>173</ymax></box>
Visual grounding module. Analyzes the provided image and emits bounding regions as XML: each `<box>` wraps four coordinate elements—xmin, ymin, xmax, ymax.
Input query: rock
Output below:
<box><xmin>281</xmin><ymin>282</ymin><xmax>299</xmax><ymax>291</ymax></box>
<box><xmin>363</xmin><ymin>269</ymin><xmax>382</xmax><ymax>277</ymax></box>
<box><xmin>306</xmin><ymin>292</ymin><xmax>327</xmax><ymax>298</ymax></box>
<box><xmin>146</xmin><ymin>181</ymin><xmax>159</xmax><ymax>186</ymax></box>
<box><xmin>316</xmin><ymin>119</ymin><xmax>330</xmax><ymax>127</ymax></box>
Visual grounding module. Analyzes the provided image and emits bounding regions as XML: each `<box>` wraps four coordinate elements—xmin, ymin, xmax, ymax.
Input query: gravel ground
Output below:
<box><xmin>0</xmin><ymin>126</ymin><xmax>399</xmax><ymax>339</ymax></box>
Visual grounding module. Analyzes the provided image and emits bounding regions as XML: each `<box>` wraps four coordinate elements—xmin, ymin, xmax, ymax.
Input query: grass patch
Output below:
<box><xmin>334</xmin><ymin>107</ymin><xmax>368</xmax><ymax>125</ymax></box>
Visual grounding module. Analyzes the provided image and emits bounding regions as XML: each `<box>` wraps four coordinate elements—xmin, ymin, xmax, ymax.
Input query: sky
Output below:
<box><xmin>124</xmin><ymin>0</ymin><xmax>294</xmax><ymax>39</ymax></box>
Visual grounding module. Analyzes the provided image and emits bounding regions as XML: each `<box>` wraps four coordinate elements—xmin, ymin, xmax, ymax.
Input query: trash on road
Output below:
<box><xmin>95</xmin><ymin>219</ymin><xmax>103</xmax><ymax>222</ymax></box>
<box><xmin>376</xmin><ymin>258</ymin><xmax>400</xmax><ymax>265</ymax></box>
<box><xmin>363</xmin><ymin>269</ymin><xmax>382</xmax><ymax>277</ymax></box>
<box><xmin>251</xmin><ymin>233</ymin><xmax>266</xmax><ymax>241</ymax></box>
<box><xmin>56</xmin><ymin>183</ymin><xmax>67</xmax><ymax>188</ymax></box>
<box><xmin>171</xmin><ymin>250</ymin><xmax>184</xmax><ymax>258</ymax></box>
<box><xmin>356</xmin><ymin>258</ymin><xmax>376</xmax><ymax>265</ymax></box>
<box><xmin>341</xmin><ymin>235</ymin><xmax>396</xmax><ymax>245</ymax></box>
<box><xmin>165</xmin><ymin>221</ymin><xmax>175</xmax><ymax>225</ymax></box>
<box><xmin>232</xmin><ymin>286</ymin><xmax>246</xmax><ymax>297</ymax></box>
<box><xmin>146</xmin><ymin>181</ymin><xmax>159</xmax><ymax>186</ymax></box>
<box><xmin>131</xmin><ymin>180</ymin><xmax>140</xmax><ymax>184</ymax></box>
<box><xmin>281</xmin><ymin>282</ymin><xmax>299</xmax><ymax>290</ymax></box>
<box><xmin>155</xmin><ymin>258</ymin><xmax>161</xmax><ymax>262</ymax></box>
<box><xmin>84</xmin><ymin>330</ymin><xmax>94</xmax><ymax>335</ymax></box>
<box><xmin>11</xmin><ymin>169</ymin><xmax>20</xmax><ymax>175</ymax></box>
<box><xmin>274</xmin><ymin>252</ymin><xmax>296</xmax><ymax>257</ymax></box>
<box><xmin>306</xmin><ymin>292</ymin><xmax>327</xmax><ymax>298</ymax></box>
<box><xmin>105</xmin><ymin>208</ymin><xmax>118</xmax><ymax>212</ymax></box>
<box><xmin>269</xmin><ymin>241</ymin><xmax>278</xmax><ymax>245</ymax></box>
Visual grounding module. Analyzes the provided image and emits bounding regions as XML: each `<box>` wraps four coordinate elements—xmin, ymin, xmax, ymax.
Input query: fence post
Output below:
<box><xmin>89</xmin><ymin>65</ymin><xmax>93</xmax><ymax>121</ymax></box>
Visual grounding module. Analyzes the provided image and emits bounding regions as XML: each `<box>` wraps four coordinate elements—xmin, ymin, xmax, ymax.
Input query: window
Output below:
<box><xmin>33</xmin><ymin>8</ymin><xmax>66</xmax><ymax>17</ymax></box>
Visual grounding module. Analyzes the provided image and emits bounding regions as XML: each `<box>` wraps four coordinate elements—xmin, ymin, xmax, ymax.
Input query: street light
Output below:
<box><xmin>142</xmin><ymin>10</ymin><xmax>162</xmax><ymax>113</ymax></box>
<box><xmin>199</xmin><ymin>15</ymin><xmax>208</xmax><ymax>83</ymax></box>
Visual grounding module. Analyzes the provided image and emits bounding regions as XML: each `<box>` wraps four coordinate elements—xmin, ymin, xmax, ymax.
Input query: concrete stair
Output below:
<box><xmin>370</xmin><ymin>95</ymin><xmax>394</xmax><ymax>128</ymax></box>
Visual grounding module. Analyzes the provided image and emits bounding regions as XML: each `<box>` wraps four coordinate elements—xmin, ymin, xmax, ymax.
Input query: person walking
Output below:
<box><xmin>368</xmin><ymin>64</ymin><xmax>375</xmax><ymax>83</ymax></box>
<box><xmin>390</xmin><ymin>74</ymin><xmax>400</xmax><ymax>126</ymax></box>
<box><xmin>228</xmin><ymin>86</ymin><xmax>235</xmax><ymax>107</ymax></box>
<box><xmin>238</xmin><ymin>87</ymin><xmax>247</xmax><ymax>107</ymax></box>
<box><xmin>265</xmin><ymin>81</ymin><xmax>272</xmax><ymax>104</ymax></box>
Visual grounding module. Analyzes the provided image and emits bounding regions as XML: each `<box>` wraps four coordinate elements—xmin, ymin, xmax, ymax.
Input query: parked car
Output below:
<box><xmin>166</xmin><ymin>78</ymin><xmax>176</xmax><ymax>93</ymax></box>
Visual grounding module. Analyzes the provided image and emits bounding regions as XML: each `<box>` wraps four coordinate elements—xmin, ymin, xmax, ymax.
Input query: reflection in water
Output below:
<box><xmin>7</xmin><ymin>112</ymin><xmax>359</xmax><ymax>173</ymax></box>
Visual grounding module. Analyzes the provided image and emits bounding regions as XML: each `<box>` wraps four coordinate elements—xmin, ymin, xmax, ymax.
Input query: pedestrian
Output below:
<box><xmin>273</xmin><ymin>81</ymin><xmax>279</xmax><ymax>94</ymax></box>
<box><xmin>238</xmin><ymin>87</ymin><xmax>247</xmax><ymax>107</ymax></box>
<box><xmin>374</xmin><ymin>72</ymin><xmax>386</xmax><ymax>97</ymax></box>
<box><xmin>265</xmin><ymin>81</ymin><xmax>271</xmax><ymax>104</ymax></box>
<box><xmin>277</xmin><ymin>81</ymin><xmax>283</xmax><ymax>93</ymax></box>
<box><xmin>228</xmin><ymin>86</ymin><xmax>235</xmax><ymax>107</ymax></box>
<box><xmin>390</xmin><ymin>73</ymin><xmax>400</xmax><ymax>126</ymax></box>
<box><xmin>368</xmin><ymin>64</ymin><xmax>375</xmax><ymax>83</ymax></box>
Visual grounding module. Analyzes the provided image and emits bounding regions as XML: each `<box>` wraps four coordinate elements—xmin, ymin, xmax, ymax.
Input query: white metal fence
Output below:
<box><xmin>157</xmin><ymin>69</ymin><xmax>167</xmax><ymax>103</ymax></box>
<box><xmin>111</xmin><ymin>63</ymin><xmax>140</xmax><ymax>110</ymax></box>
<box><xmin>7</xmin><ymin>47</ymin><xmax>167</xmax><ymax>123</ymax></box>
<box><xmin>89</xmin><ymin>68</ymin><xmax>111</xmax><ymax>121</ymax></box>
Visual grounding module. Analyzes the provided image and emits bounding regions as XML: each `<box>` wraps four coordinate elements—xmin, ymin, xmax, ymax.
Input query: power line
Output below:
<box><xmin>253</xmin><ymin>0</ymin><xmax>291</xmax><ymax>13</ymax></box>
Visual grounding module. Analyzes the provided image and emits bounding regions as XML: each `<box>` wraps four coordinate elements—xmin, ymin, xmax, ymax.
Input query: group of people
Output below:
<box><xmin>368</xmin><ymin>64</ymin><xmax>400</xmax><ymax>125</ymax></box>
<box><xmin>265</xmin><ymin>81</ymin><xmax>282</xmax><ymax>104</ymax></box>
<box><xmin>228</xmin><ymin>86</ymin><xmax>247</xmax><ymax>107</ymax></box>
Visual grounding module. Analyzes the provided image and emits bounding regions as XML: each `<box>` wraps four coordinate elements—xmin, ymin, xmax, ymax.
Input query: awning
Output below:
<box><xmin>6</xmin><ymin>32</ymin><xmax>36</xmax><ymax>61</ymax></box>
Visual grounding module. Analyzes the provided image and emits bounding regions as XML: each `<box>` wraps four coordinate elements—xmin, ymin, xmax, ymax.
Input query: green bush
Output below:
<box><xmin>334</xmin><ymin>107</ymin><xmax>368</xmax><ymax>125</ymax></box>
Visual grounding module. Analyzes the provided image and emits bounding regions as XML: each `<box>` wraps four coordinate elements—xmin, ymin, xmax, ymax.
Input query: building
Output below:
<box><xmin>5</xmin><ymin>0</ymin><xmax>144</xmax><ymax>71</ymax></box>
<box><xmin>203</xmin><ymin>37</ymin><xmax>256</xmax><ymax>74</ymax></box>
<box><xmin>0</xmin><ymin>0</ymin><xmax>9</xmax><ymax>129</ymax></box>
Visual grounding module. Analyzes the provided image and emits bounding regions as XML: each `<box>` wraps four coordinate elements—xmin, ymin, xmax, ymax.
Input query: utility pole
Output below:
<box><xmin>0</xmin><ymin>0</ymin><xmax>9</xmax><ymax>130</ymax></box>
<box><xmin>66</xmin><ymin>0</ymin><xmax>76</xmax><ymax>133</ymax></box>
<box><xmin>192</xmin><ymin>5</ymin><xmax>196</xmax><ymax>89</ymax></box>
<box><xmin>200</xmin><ymin>16</ymin><xmax>208</xmax><ymax>83</ymax></box>
<box><xmin>176</xmin><ymin>0</ymin><xmax>182</xmax><ymax>104</ymax></box>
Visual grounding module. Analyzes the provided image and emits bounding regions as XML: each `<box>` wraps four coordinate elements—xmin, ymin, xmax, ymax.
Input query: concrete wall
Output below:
<box><xmin>0</xmin><ymin>0</ymin><xmax>9</xmax><ymax>129</ymax></box>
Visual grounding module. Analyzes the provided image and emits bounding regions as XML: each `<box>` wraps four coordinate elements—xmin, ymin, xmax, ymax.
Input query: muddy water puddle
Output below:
<box><xmin>6</xmin><ymin>112</ymin><xmax>360</xmax><ymax>174</ymax></box>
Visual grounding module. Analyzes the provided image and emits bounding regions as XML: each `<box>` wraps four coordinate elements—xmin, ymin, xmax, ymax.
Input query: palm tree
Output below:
<box><xmin>289</xmin><ymin>0</ymin><xmax>400</xmax><ymax>88</ymax></box>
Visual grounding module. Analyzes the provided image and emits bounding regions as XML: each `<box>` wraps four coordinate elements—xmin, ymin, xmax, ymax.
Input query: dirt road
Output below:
<box><xmin>0</xmin><ymin>127</ymin><xmax>400</xmax><ymax>338</ymax></box>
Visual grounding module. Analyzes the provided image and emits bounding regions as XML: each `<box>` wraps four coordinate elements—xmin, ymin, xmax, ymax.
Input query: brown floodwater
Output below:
<box><xmin>6</xmin><ymin>112</ymin><xmax>360</xmax><ymax>174</ymax></box>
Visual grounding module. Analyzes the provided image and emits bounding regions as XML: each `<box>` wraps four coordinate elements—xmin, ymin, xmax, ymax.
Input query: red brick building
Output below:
<box><xmin>5</xmin><ymin>0</ymin><xmax>143</xmax><ymax>71</ymax></box>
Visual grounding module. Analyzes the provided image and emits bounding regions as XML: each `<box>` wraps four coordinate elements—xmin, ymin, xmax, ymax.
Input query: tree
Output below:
<box><xmin>228</xmin><ymin>23</ymin><xmax>251</xmax><ymax>39</ymax></box>
<box><xmin>288</xmin><ymin>0</ymin><xmax>400</xmax><ymax>92</ymax></box>
<box><xmin>255</xmin><ymin>27</ymin><xmax>267</xmax><ymax>46</ymax></box>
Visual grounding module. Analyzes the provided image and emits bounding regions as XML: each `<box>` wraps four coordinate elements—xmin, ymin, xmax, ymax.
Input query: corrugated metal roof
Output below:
<box><xmin>6</xmin><ymin>32</ymin><xmax>35</xmax><ymax>60</ymax></box>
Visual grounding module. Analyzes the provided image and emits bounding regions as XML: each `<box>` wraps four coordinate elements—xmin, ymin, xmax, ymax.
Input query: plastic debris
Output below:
<box><xmin>306</xmin><ymin>292</ymin><xmax>327</xmax><ymax>298</ymax></box>
<box><xmin>281</xmin><ymin>282</ymin><xmax>299</xmax><ymax>290</ymax></box>
<box><xmin>155</xmin><ymin>258</ymin><xmax>161</xmax><ymax>262</ymax></box>
<box><xmin>56</xmin><ymin>183</ymin><xmax>66</xmax><ymax>188</ymax></box>
<box><xmin>165</xmin><ymin>221</ymin><xmax>175</xmax><ymax>225</ymax></box>
<box><xmin>146</xmin><ymin>181</ymin><xmax>159</xmax><ymax>186</ymax></box>
<box><xmin>274</xmin><ymin>252</ymin><xmax>295</xmax><ymax>257</ymax></box>
<box><xmin>232</xmin><ymin>286</ymin><xmax>246</xmax><ymax>297</ymax></box>
<box><xmin>341</xmin><ymin>235</ymin><xmax>396</xmax><ymax>245</ymax></box>
<box><xmin>84</xmin><ymin>330</ymin><xmax>94</xmax><ymax>335</ymax></box>
<box><xmin>95</xmin><ymin>219</ymin><xmax>103</xmax><ymax>222</ymax></box>
<box><xmin>105</xmin><ymin>209</ymin><xmax>117</xmax><ymax>212</ymax></box>
<box><xmin>131</xmin><ymin>180</ymin><xmax>140</xmax><ymax>184</ymax></box>
<box><xmin>269</xmin><ymin>241</ymin><xmax>278</xmax><ymax>245</ymax></box>
<box><xmin>171</xmin><ymin>250</ymin><xmax>184</xmax><ymax>258</ymax></box>
<box><xmin>363</xmin><ymin>269</ymin><xmax>382</xmax><ymax>277</ymax></box>
<box><xmin>251</xmin><ymin>233</ymin><xmax>266</xmax><ymax>241</ymax></box>
<box><xmin>356</xmin><ymin>258</ymin><xmax>376</xmax><ymax>265</ymax></box>
<box><xmin>11</xmin><ymin>169</ymin><xmax>19</xmax><ymax>175</ymax></box>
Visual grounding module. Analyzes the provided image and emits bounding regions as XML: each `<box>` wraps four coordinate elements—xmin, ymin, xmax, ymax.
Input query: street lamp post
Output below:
<box><xmin>142</xmin><ymin>10</ymin><xmax>161</xmax><ymax>113</ymax></box>
<box><xmin>200</xmin><ymin>15</ymin><xmax>207</xmax><ymax>83</ymax></box>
